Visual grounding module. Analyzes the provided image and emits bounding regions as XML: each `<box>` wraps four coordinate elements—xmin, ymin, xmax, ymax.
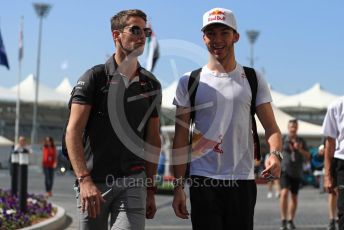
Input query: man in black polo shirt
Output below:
<box><xmin>66</xmin><ymin>9</ymin><xmax>161</xmax><ymax>230</ymax></box>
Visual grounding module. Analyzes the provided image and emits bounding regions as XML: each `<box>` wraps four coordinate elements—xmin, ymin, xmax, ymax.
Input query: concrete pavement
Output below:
<box><xmin>0</xmin><ymin>167</ymin><xmax>332</xmax><ymax>229</ymax></box>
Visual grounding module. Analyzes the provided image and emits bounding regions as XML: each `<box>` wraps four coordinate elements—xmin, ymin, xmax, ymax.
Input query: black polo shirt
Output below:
<box><xmin>281</xmin><ymin>135</ymin><xmax>308</xmax><ymax>179</ymax></box>
<box><xmin>71</xmin><ymin>56</ymin><xmax>161</xmax><ymax>182</ymax></box>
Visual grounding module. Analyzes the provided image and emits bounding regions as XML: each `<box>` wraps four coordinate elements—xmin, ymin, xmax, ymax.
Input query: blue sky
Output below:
<box><xmin>0</xmin><ymin>0</ymin><xmax>343</xmax><ymax>95</ymax></box>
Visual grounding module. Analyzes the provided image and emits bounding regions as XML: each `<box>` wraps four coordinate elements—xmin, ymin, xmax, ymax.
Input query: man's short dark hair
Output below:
<box><xmin>288</xmin><ymin>119</ymin><xmax>298</xmax><ymax>125</ymax></box>
<box><xmin>111</xmin><ymin>9</ymin><xmax>147</xmax><ymax>31</ymax></box>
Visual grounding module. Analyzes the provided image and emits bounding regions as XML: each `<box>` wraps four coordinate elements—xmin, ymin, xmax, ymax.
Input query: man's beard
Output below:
<box><xmin>120</xmin><ymin>41</ymin><xmax>144</xmax><ymax>57</ymax></box>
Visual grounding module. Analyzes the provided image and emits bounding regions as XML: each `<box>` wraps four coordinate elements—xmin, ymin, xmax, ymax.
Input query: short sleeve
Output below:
<box><xmin>255</xmin><ymin>71</ymin><xmax>272</xmax><ymax>106</ymax></box>
<box><xmin>322</xmin><ymin>104</ymin><xmax>338</xmax><ymax>139</ymax></box>
<box><xmin>173</xmin><ymin>72</ymin><xmax>192</xmax><ymax>108</ymax></box>
<box><xmin>71</xmin><ymin>68</ymin><xmax>95</xmax><ymax>105</ymax></box>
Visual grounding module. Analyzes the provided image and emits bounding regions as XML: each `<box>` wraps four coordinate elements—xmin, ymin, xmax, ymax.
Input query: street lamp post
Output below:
<box><xmin>31</xmin><ymin>3</ymin><xmax>51</xmax><ymax>145</ymax></box>
<box><xmin>246</xmin><ymin>30</ymin><xmax>260</xmax><ymax>68</ymax></box>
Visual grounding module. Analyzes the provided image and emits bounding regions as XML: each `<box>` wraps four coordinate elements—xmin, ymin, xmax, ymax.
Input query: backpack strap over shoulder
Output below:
<box><xmin>138</xmin><ymin>67</ymin><xmax>157</xmax><ymax>81</ymax></box>
<box><xmin>67</xmin><ymin>64</ymin><xmax>107</xmax><ymax>109</ymax></box>
<box><xmin>243</xmin><ymin>66</ymin><xmax>261</xmax><ymax>161</ymax></box>
<box><xmin>90</xmin><ymin>64</ymin><xmax>110</xmax><ymax>116</ymax></box>
<box><xmin>185</xmin><ymin>68</ymin><xmax>202</xmax><ymax>178</ymax></box>
<box><xmin>243</xmin><ymin>66</ymin><xmax>258</xmax><ymax>115</ymax></box>
<box><xmin>188</xmin><ymin>68</ymin><xmax>202</xmax><ymax>122</ymax></box>
<box><xmin>138</xmin><ymin>67</ymin><xmax>158</xmax><ymax>91</ymax></box>
<box><xmin>137</xmin><ymin>67</ymin><xmax>161</xmax><ymax>107</ymax></box>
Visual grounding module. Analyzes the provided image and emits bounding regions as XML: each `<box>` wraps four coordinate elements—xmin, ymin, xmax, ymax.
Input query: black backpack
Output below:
<box><xmin>61</xmin><ymin>64</ymin><xmax>156</xmax><ymax>170</ymax></box>
<box><xmin>187</xmin><ymin>66</ymin><xmax>261</xmax><ymax>165</ymax></box>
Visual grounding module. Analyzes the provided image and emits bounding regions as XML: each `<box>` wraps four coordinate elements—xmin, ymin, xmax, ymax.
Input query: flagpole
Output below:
<box><xmin>14</xmin><ymin>57</ymin><xmax>21</xmax><ymax>144</ymax></box>
<box><xmin>14</xmin><ymin>16</ymin><xmax>23</xmax><ymax>145</ymax></box>
<box><xmin>31</xmin><ymin>3</ymin><xmax>51</xmax><ymax>145</ymax></box>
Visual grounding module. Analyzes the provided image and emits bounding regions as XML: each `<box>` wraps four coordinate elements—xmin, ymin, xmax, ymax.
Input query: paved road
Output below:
<box><xmin>0</xmin><ymin>167</ymin><xmax>331</xmax><ymax>229</ymax></box>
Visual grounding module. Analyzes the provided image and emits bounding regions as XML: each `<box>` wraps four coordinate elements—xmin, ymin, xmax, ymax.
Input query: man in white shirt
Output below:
<box><xmin>171</xmin><ymin>7</ymin><xmax>282</xmax><ymax>230</ymax></box>
<box><xmin>322</xmin><ymin>96</ymin><xmax>344</xmax><ymax>230</ymax></box>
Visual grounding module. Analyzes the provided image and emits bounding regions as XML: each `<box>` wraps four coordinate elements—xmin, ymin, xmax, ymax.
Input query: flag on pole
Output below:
<box><xmin>145</xmin><ymin>23</ymin><xmax>159</xmax><ymax>72</ymax></box>
<box><xmin>0</xmin><ymin>29</ymin><xmax>10</xmax><ymax>70</ymax></box>
<box><xmin>18</xmin><ymin>17</ymin><xmax>24</xmax><ymax>62</ymax></box>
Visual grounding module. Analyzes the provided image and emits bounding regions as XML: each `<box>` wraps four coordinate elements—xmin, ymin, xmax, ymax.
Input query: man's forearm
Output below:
<box><xmin>324</xmin><ymin>137</ymin><xmax>335</xmax><ymax>176</ymax></box>
<box><xmin>65</xmin><ymin>129</ymin><xmax>89</xmax><ymax>177</ymax></box>
<box><xmin>172</xmin><ymin>148</ymin><xmax>188</xmax><ymax>192</ymax></box>
<box><xmin>172</xmin><ymin>140</ymin><xmax>189</xmax><ymax>179</ymax></box>
<box><xmin>145</xmin><ymin>146</ymin><xmax>159</xmax><ymax>184</ymax></box>
<box><xmin>144</xmin><ymin>138</ymin><xmax>161</xmax><ymax>185</ymax></box>
<box><xmin>299</xmin><ymin>148</ymin><xmax>311</xmax><ymax>161</ymax></box>
<box><xmin>173</xmin><ymin>164</ymin><xmax>187</xmax><ymax>179</ymax></box>
<box><xmin>172</xmin><ymin>107</ymin><xmax>192</xmax><ymax>180</ymax></box>
<box><xmin>145</xmin><ymin>161</ymin><xmax>157</xmax><ymax>185</ymax></box>
<box><xmin>265</xmin><ymin>130</ymin><xmax>282</xmax><ymax>152</ymax></box>
<box><xmin>324</xmin><ymin>154</ymin><xmax>333</xmax><ymax>177</ymax></box>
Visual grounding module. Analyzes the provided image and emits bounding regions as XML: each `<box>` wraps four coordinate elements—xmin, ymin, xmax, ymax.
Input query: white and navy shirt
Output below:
<box><xmin>173</xmin><ymin>63</ymin><xmax>272</xmax><ymax>180</ymax></box>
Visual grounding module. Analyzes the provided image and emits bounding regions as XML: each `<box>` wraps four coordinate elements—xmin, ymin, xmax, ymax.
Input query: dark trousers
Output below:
<box><xmin>189</xmin><ymin>176</ymin><xmax>257</xmax><ymax>230</ymax></box>
<box><xmin>333</xmin><ymin>158</ymin><xmax>344</xmax><ymax>229</ymax></box>
<box><xmin>43</xmin><ymin>167</ymin><xmax>54</xmax><ymax>192</ymax></box>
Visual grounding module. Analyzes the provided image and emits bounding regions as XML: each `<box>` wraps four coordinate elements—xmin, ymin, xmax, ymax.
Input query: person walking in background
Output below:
<box><xmin>42</xmin><ymin>136</ymin><xmax>57</xmax><ymax>197</ymax></box>
<box><xmin>172</xmin><ymin>7</ymin><xmax>282</xmax><ymax>230</ymax></box>
<box><xmin>280</xmin><ymin>119</ymin><xmax>311</xmax><ymax>230</ymax></box>
<box><xmin>14</xmin><ymin>136</ymin><xmax>30</xmax><ymax>153</ymax></box>
<box><xmin>322</xmin><ymin>96</ymin><xmax>344</xmax><ymax>230</ymax></box>
<box><xmin>13</xmin><ymin>136</ymin><xmax>32</xmax><ymax>160</ymax></box>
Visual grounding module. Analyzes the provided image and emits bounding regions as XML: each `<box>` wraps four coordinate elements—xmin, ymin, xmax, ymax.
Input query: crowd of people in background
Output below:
<box><xmin>253</xmin><ymin>118</ymin><xmax>340</xmax><ymax>230</ymax></box>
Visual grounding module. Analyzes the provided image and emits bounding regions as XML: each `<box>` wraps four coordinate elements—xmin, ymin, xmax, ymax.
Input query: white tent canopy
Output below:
<box><xmin>271</xmin><ymin>89</ymin><xmax>287</xmax><ymax>105</ymax></box>
<box><xmin>162</xmin><ymin>81</ymin><xmax>178</xmax><ymax>109</ymax></box>
<box><xmin>55</xmin><ymin>77</ymin><xmax>72</xmax><ymax>95</ymax></box>
<box><xmin>55</xmin><ymin>77</ymin><xmax>73</xmax><ymax>101</ymax></box>
<box><xmin>11</xmin><ymin>74</ymin><xmax>69</xmax><ymax>103</ymax></box>
<box><xmin>269</xmin><ymin>85</ymin><xmax>288</xmax><ymax>106</ymax></box>
<box><xmin>0</xmin><ymin>135</ymin><xmax>14</xmax><ymax>146</ymax></box>
<box><xmin>256</xmin><ymin>106</ymin><xmax>323</xmax><ymax>136</ymax></box>
<box><xmin>276</xmin><ymin>83</ymin><xmax>339</xmax><ymax>110</ymax></box>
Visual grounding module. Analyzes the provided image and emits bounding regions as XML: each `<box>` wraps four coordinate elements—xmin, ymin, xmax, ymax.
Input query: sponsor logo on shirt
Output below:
<box><xmin>213</xmin><ymin>135</ymin><xmax>223</xmax><ymax>154</ymax></box>
<box><xmin>77</xmin><ymin>80</ymin><xmax>85</xmax><ymax>86</ymax></box>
